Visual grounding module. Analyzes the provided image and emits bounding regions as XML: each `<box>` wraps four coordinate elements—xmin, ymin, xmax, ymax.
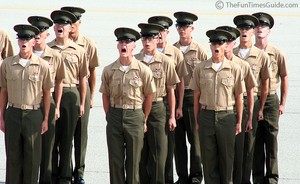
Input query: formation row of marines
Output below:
<box><xmin>100</xmin><ymin>10</ymin><xmax>287</xmax><ymax>184</ymax></box>
<box><xmin>0</xmin><ymin>7</ymin><xmax>100</xmax><ymax>184</ymax></box>
<box><xmin>0</xmin><ymin>6</ymin><xmax>287</xmax><ymax>184</ymax></box>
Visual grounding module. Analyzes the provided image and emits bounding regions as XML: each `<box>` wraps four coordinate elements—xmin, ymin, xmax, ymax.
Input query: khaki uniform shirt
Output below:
<box><xmin>173</xmin><ymin>40</ymin><xmax>208</xmax><ymax>88</ymax></box>
<box><xmin>163</xmin><ymin>43</ymin><xmax>188</xmax><ymax>78</ymax></box>
<box><xmin>135</xmin><ymin>50</ymin><xmax>180</xmax><ymax>100</ymax></box>
<box><xmin>233</xmin><ymin>45</ymin><xmax>271</xmax><ymax>94</ymax></box>
<box><xmin>264</xmin><ymin>44</ymin><xmax>287</xmax><ymax>93</ymax></box>
<box><xmin>72</xmin><ymin>34</ymin><xmax>101</xmax><ymax>73</ymax></box>
<box><xmin>100</xmin><ymin>57</ymin><xmax>156</xmax><ymax>109</ymax></box>
<box><xmin>0</xmin><ymin>30</ymin><xmax>14</xmax><ymax>61</ymax></box>
<box><xmin>0</xmin><ymin>54</ymin><xmax>53</xmax><ymax>106</ymax></box>
<box><xmin>39</xmin><ymin>45</ymin><xmax>66</xmax><ymax>92</ymax></box>
<box><xmin>231</xmin><ymin>55</ymin><xmax>257</xmax><ymax>95</ymax></box>
<box><xmin>189</xmin><ymin>58</ymin><xmax>244</xmax><ymax>111</ymax></box>
<box><xmin>48</xmin><ymin>39</ymin><xmax>89</xmax><ymax>85</ymax></box>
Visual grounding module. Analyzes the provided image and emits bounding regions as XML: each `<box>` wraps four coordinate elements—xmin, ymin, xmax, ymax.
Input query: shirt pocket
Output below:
<box><xmin>129</xmin><ymin>79</ymin><xmax>143</xmax><ymax>98</ymax></box>
<box><xmin>270</xmin><ymin>61</ymin><xmax>278</xmax><ymax>79</ymax></box>
<box><xmin>28</xmin><ymin>74</ymin><xmax>41</xmax><ymax>82</ymax></box>
<box><xmin>6</xmin><ymin>71</ymin><xmax>19</xmax><ymax>81</ymax></box>
<box><xmin>186</xmin><ymin>58</ymin><xmax>201</xmax><ymax>69</ymax></box>
<box><xmin>221</xmin><ymin>77</ymin><xmax>234</xmax><ymax>87</ymax></box>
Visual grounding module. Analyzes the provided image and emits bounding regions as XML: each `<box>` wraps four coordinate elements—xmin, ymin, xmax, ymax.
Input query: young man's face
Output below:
<box><xmin>117</xmin><ymin>40</ymin><xmax>136</xmax><ymax>58</ymax></box>
<box><xmin>225</xmin><ymin>40</ymin><xmax>236</xmax><ymax>53</ymax></box>
<box><xmin>239</xmin><ymin>27</ymin><xmax>254</xmax><ymax>43</ymax></box>
<box><xmin>158</xmin><ymin>29</ymin><xmax>169</xmax><ymax>44</ymax></box>
<box><xmin>53</xmin><ymin>23</ymin><xmax>72</xmax><ymax>38</ymax></box>
<box><xmin>34</xmin><ymin>30</ymin><xmax>50</xmax><ymax>45</ymax></box>
<box><xmin>176</xmin><ymin>25</ymin><xmax>194</xmax><ymax>39</ymax></box>
<box><xmin>141</xmin><ymin>36</ymin><xmax>159</xmax><ymax>54</ymax></box>
<box><xmin>210</xmin><ymin>42</ymin><xmax>227</xmax><ymax>60</ymax></box>
<box><xmin>71</xmin><ymin>20</ymin><xmax>81</xmax><ymax>34</ymax></box>
<box><xmin>255</xmin><ymin>24</ymin><xmax>270</xmax><ymax>39</ymax></box>
<box><xmin>18</xmin><ymin>38</ymin><xmax>36</xmax><ymax>54</ymax></box>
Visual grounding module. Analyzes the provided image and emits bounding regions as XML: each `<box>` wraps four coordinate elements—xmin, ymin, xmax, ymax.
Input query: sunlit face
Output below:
<box><xmin>225</xmin><ymin>40</ymin><xmax>236</xmax><ymax>53</ymax></box>
<box><xmin>117</xmin><ymin>40</ymin><xmax>136</xmax><ymax>58</ymax></box>
<box><xmin>53</xmin><ymin>23</ymin><xmax>72</xmax><ymax>38</ymax></box>
<box><xmin>71</xmin><ymin>20</ymin><xmax>81</xmax><ymax>34</ymax></box>
<box><xmin>158</xmin><ymin>29</ymin><xmax>169</xmax><ymax>44</ymax></box>
<box><xmin>34</xmin><ymin>29</ymin><xmax>50</xmax><ymax>45</ymax></box>
<box><xmin>18</xmin><ymin>38</ymin><xmax>35</xmax><ymax>54</ymax></box>
<box><xmin>176</xmin><ymin>25</ymin><xmax>194</xmax><ymax>39</ymax></box>
<box><xmin>141</xmin><ymin>36</ymin><xmax>159</xmax><ymax>54</ymax></box>
<box><xmin>238</xmin><ymin>27</ymin><xmax>254</xmax><ymax>43</ymax></box>
<box><xmin>255</xmin><ymin>24</ymin><xmax>270</xmax><ymax>39</ymax></box>
<box><xmin>210</xmin><ymin>42</ymin><xmax>227</xmax><ymax>60</ymax></box>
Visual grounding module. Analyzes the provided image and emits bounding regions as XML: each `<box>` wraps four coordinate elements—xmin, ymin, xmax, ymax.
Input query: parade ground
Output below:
<box><xmin>0</xmin><ymin>0</ymin><xmax>299</xmax><ymax>183</ymax></box>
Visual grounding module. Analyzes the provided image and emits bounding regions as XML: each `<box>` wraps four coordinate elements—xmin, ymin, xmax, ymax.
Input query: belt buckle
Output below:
<box><xmin>21</xmin><ymin>105</ymin><xmax>26</xmax><ymax>110</ymax></box>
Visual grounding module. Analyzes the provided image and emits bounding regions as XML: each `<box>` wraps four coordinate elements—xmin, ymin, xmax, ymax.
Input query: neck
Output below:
<box><xmin>224</xmin><ymin>51</ymin><xmax>233</xmax><ymax>61</ymax></box>
<box><xmin>157</xmin><ymin>41</ymin><xmax>166</xmax><ymax>49</ymax></box>
<box><xmin>239</xmin><ymin>40</ymin><xmax>252</xmax><ymax>49</ymax></box>
<box><xmin>144</xmin><ymin>49</ymin><xmax>155</xmax><ymax>55</ymax></box>
<box><xmin>255</xmin><ymin>37</ymin><xmax>268</xmax><ymax>50</ymax></box>
<box><xmin>212</xmin><ymin>55</ymin><xmax>224</xmax><ymax>63</ymax></box>
<box><xmin>120</xmin><ymin>56</ymin><xmax>132</xmax><ymax>66</ymax></box>
<box><xmin>55</xmin><ymin>37</ymin><xmax>69</xmax><ymax>46</ymax></box>
<box><xmin>69</xmin><ymin>31</ymin><xmax>79</xmax><ymax>41</ymax></box>
<box><xmin>19</xmin><ymin>51</ymin><xmax>32</xmax><ymax>59</ymax></box>
<box><xmin>179</xmin><ymin>37</ymin><xmax>192</xmax><ymax>46</ymax></box>
<box><xmin>34</xmin><ymin>42</ymin><xmax>46</xmax><ymax>51</ymax></box>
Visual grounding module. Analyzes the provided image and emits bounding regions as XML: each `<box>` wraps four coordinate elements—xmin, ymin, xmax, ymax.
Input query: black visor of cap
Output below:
<box><xmin>17</xmin><ymin>34</ymin><xmax>35</xmax><ymax>40</ymax></box>
<box><xmin>176</xmin><ymin>21</ymin><xmax>193</xmax><ymax>27</ymax></box>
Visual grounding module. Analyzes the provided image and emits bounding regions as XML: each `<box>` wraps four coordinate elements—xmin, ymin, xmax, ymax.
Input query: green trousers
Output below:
<box><xmin>5</xmin><ymin>107</ymin><xmax>43</xmax><ymax>184</ymax></box>
<box><xmin>253</xmin><ymin>94</ymin><xmax>279</xmax><ymax>184</ymax></box>
<box><xmin>53</xmin><ymin>87</ymin><xmax>80</xmax><ymax>184</ymax></box>
<box><xmin>140</xmin><ymin>101</ymin><xmax>167</xmax><ymax>184</ymax></box>
<box><xmin>174</xmin><ymin>90</ymin><xmax>202</xmax><ymax>182</ymax></box>
<box><xmin>233</xmin><ymin>95</ymin><xmax>258</xmax><ymax>184</ymax></box>
<box><xmin>198</xmin><ymin>109</ymin><xmax>236</xmax><ymax>184</ymax></box>
<box><xmin>73</xmin><ymin>85</ymin><xmax>91</xmax><ymax>178</ymax></box>
<box><xmin>242</xmin><ymin>96</ymin><xmax>260</xmax><ymax>184</ymax></box>
<box><xmin>39</xmin><ymin>96</ymin><xmax>56</xmax><ymax>184</ymax></box>
<box><xmin>106</xmin><ymin>108</ymin><xmax>144</xmax><ymax>184</ymax></box>
<box><xmin>163</xmin><ymin>96</ymin><xmax>175</xmax><ymax>184</ymax></box>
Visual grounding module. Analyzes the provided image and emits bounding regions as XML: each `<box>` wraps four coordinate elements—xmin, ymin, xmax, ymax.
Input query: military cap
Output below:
<box><xmin>206</xmin><ymin>29</ymin><xmax>232</xmax><ymax>43</ymax></box>
<box><xmin>28</xmin><ymin>16</ymin><xmax>53</xmax><ymax>32</ymax></box>
<box><xmin>173</xmin><ymin>11</ymin><xmax>198</xmax><ymax>26</ymax></box>
<box><xmin>13</xmin><ymin>24</ymin><xmax>40</xmax><ymax>40</ymax></box>
<box><xmin>216</xmin><ymin>26</ymin><xmax>240</xmax><ymax>41</ymax></box>
<box><xmin>252</xmin><ymin>12</ymin><xmax>274</xmax><ymax>29</ymax></box>
<box><xmin>148</xmin><ymin>16</ymin><xmax>173</xmax><ymax>29</ymax></box>
<box><xmin>50</xmin><ymin>10</ymin><xmax>77</xmax><ymax>24</ymax></box>
<box><xmin>61</xmin><ymin>6</ymin><xmax>85</xmax><ymax>21</ymax></box>
<box><xmin>138</xmin><ymin>23</ymin><xmax>164</xmax><ymax>38</ymax></box>
<box><xmin>114</xmin><ymin>27</ymin><xmax>141</xmax><ymax>42</ymax></box>
<box><xmin>233</xmin><ymin>14</ymin><xmax>259</xmax><ymax>28</ymax></box>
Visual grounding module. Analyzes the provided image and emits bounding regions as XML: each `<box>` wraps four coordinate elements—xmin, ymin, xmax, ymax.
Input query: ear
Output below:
<box><xmin>132</xmin><ymin>42</ymin><xmax>136</xmax><ymax>49</ymax></box>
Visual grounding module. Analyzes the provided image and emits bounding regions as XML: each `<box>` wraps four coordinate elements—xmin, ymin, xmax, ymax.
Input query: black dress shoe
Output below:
<box><xmin>73</xmin><ymin>177</ymin><xmax>85</xmax><ymax>184</ymax></box>
<box><xmin>190</xmin><ymin>177</ymin><xmax>202</xmax><ymax>184</ymax></box>
<box><xmin>174</xmin><ymin>178</ymin><xmax>188</xmax><ymax>184</ymax></box>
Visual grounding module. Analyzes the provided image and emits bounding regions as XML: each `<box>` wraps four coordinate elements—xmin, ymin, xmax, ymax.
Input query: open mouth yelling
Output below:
<box><xmin>58</xmin><ymin>28</ymin><xmax>63</xmax><ymax>33</ymax></box>
<box><xmin>121</xmin><ymin>48</ymin><xmax>127</xmax><ymax>53</ymax></box>
<box><xmin>214</xmin><ymin>49</ymin><xmax>219</xmax><ymax>54</ymax></box>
